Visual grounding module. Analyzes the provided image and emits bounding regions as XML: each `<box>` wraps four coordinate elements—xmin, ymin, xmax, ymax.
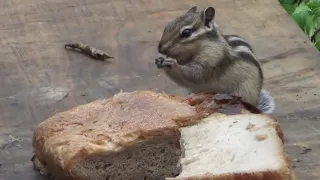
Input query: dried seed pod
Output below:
<box><xmin>65</xmin><ymin>43</ymin><xmax>114</xmax><ymax>61</ymax></box>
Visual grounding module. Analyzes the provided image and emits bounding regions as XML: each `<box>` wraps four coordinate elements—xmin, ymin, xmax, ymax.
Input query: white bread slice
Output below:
<box><xmin>166</xmin><ymin>113</ymin><xmax>295</xmax><ymax>180</ymax></box>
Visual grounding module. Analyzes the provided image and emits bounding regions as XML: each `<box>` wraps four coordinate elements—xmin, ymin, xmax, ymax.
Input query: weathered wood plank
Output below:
<box><xmin>0</xmin><ymin>0</ymin><xmax>319</xmax><ymax>179</ymax></box>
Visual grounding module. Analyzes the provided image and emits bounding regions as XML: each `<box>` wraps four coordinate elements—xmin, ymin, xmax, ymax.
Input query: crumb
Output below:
<box><xmin>229</xmin><ymin>121</ymin><xmax>239</xmax><ymax>127</ymax></box>
<box><xmin>293</xmin><ymin>144</ymin><xmax>312</xmax><ymax>154</ymax></box>
<box><xmin>255</xmin><ymin>134</ymin><xmax>268</xmax><ymax>141</ymax></box>
<box><xmin>246</xmin><ymin>123</ymin><xmax>255</xmax><ymax>130</ymax></box>
<box><xmin>301</xmin><ymin>146</ymin><xmax>312</xmax><ymax>154</ymax></box>
<box><xmin>292</xmin><ymin>158</ymin><xmax>301</xmax><ymax>162</ymax></box>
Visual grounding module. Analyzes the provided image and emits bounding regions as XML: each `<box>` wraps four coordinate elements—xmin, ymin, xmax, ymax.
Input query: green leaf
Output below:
<box><xmin>282</xmin><ymin>4</ymin><xmax>298</xmax><ymax>15</ymax></box>
<box><xmin>313</xmin><ymin>28</ymin><xmax>320</xmax><ymax>42</ymax></box>
<box><xmin>314</xmin><ymin>8</ymin><xmax>320</xmax><ymax>25</ymax></box>
<box><xmin>280</xmin><ymin>0</ymin><xmax>320</xmax><ymax>51</ymax></box>
<box><xmin>279</xmin><ymin>0</ymin><xmax>296</xmax><ymax>4</ymax></box>
<box><xmin>305</xmin><ymin>15</ymin><xmax>316</xmax><ymax>37</ymax></box>
<box><xmin>306</xmin><ymin>0</ymin><xmax>320</xmax><ymax>10</ymax></box>
<box><xmin>279</xmin><ymin>0</ymin><xmax>298</xmax><ymax>15</ymax></box>
<box><xmin>295</xmin><ymin>0</ymin><xmax>305</xmax><ymax>6</ymax></box>
<box><xmin>292</xmin><ymin>1</ymin><xmax>315</xmax><ymax>36</ymax></box>
<box><xmin>315</xmin><ymin>41</ymin><xmax>320</xmax><ymax>50</ymax></box>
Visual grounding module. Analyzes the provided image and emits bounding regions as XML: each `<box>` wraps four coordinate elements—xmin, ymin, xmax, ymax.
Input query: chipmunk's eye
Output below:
<box><xmin>180</xmin><ymin>29</ymin><xmax>192</xmax><ymax>38</ymax></box>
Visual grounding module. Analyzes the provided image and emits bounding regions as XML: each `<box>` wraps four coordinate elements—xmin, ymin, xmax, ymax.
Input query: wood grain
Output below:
<box><xmin>0</xmin><ymin>0</ymin><xmax>319</xmax><ymax>179</ymax></box>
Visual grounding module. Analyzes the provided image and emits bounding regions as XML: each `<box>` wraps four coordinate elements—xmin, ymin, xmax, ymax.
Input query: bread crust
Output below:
<box><xmin>166</xmin><ymin>169</ymin><xmax>295</xmax><ymax>180</ymax></box>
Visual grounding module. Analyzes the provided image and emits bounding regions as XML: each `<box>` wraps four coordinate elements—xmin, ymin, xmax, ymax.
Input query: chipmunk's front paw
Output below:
<box><xmin>155</xmin><ymin>57</ymin><xmax>177</xmax><ymax>69</ymax></box>
<box><xmin>155</xmin><ymin>57</ymin><xmax>165</xmax><ymax>68</ymax></box>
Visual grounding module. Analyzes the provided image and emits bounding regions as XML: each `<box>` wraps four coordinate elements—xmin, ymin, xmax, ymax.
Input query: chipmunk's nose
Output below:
<box><xmin>158</xmin><ymin>43</ymin><xmax>168</xmax><ymax>54</ymax></box>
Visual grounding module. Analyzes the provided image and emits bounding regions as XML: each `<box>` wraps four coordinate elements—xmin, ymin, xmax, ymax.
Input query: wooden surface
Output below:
<box><xmin>0</xmin><ymin>0</ymin><xmax>319</xmax><ymax>179</ymax></box>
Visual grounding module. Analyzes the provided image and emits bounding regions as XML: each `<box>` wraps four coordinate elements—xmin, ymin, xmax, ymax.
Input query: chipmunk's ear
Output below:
<box><xmin>186</xmin><ymin>6</ymin><xmax>197</xmax><ymax>14</ymax></box>
<box><xmin>201</xmin><ymin>6</ymin><xmax>215</xmax><ymax>27</ymax></box>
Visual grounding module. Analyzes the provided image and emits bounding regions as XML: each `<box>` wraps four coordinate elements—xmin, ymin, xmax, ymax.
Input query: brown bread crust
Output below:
<box><xmin>167</xmin><ymin>168</ymin><xmax>296</xmax><ymax>180</ymax></box>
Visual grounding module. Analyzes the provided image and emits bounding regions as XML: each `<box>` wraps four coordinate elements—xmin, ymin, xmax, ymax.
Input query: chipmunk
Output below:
<box><xmin>155</xmin><ymin>6</ymin><xmax>275</xmax><ymax>114</ymax></box>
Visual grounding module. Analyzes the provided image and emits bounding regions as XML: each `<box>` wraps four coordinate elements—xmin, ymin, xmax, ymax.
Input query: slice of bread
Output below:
<box><xmin>32</xmin><ymin>90</ymin><xmax>200</xmax><ymax>180</ymax></box>
<box><xmin>31</xmin><ymin>90</ymin><xmax>294</xmax><ymax>180</ymax></box>
<box><xmin>166</xmin><ymin>113</ymin><xmax>295</xmax><ymax>180</ymax></box>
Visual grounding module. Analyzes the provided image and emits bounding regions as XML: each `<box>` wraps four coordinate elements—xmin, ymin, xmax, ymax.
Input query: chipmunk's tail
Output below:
<box><xmin>257</xmin><ymin>89</ymin><xmax>276</xmax><ymax>114</ymax></box>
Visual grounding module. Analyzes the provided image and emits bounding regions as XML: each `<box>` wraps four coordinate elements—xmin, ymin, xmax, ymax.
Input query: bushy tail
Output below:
<box><xmin>257</xmin><ymin>89</ymin><xmax>276</xmax><ymax>114</ymax></box>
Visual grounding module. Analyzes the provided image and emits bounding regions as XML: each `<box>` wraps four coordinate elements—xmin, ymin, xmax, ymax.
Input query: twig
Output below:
<box><xmin>65</xmin><ymin>42</ymin><xmax>114</xmax><ymax>61</ymax></box>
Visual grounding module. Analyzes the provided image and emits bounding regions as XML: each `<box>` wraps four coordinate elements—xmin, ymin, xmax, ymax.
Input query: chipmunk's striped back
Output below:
<box><xmin>223</xmin><ymin>34</ymin><xmax>275</xmax><ymax>114</ymax></box>
<box><xmin>212</xmin><ymin>22</ymin><xmax>257</xmax><ymax>60</ymax></box>
<box><xmin>223</xmin><ymin>34</ymin><xmax>257</xmax><ymax>60</ymax></box>
<box><xmin>223</xmin><ymin>34</ymin><xmax>263</xmax><ymax>80</ymax></box>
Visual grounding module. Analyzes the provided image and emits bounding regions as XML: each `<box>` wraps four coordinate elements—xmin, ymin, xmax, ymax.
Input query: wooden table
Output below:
<box><xmin>0</xmin><ymin>0</ymin><xmax>319</xmax><ymax>179</ymax></box>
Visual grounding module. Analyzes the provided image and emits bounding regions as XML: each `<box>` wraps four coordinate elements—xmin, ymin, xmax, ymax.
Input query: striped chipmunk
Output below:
<box><xmin>155</xmin><ymin>6</ymin><xmax>275</xmax><ymax>114</ymax></box>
